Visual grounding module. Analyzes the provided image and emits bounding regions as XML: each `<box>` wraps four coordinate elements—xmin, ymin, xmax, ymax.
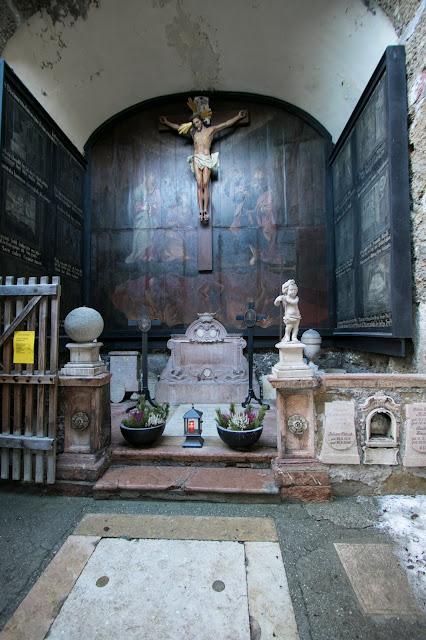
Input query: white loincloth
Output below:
<box><xmin>187</xmin><ymin>152</ymin><xmax>219</xmax><ymax>173</ymax></box>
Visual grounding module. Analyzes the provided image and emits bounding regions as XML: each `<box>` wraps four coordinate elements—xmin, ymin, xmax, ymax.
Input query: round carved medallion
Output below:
<box><xmin>288</xmin><ymin>414</ymin><xmax>308</xmax><ymax>435</ymax></box>
<box><xmin>72</xmin><ymin>411</ymin><xmax>90</xmax><ymax>431</ymax></box>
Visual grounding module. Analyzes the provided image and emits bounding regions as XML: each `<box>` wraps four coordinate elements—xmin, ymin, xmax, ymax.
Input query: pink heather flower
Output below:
<box><xmin>129</xmin><ymin>409</ymin><xmax>143</xmax><ymax>423</ymax></box>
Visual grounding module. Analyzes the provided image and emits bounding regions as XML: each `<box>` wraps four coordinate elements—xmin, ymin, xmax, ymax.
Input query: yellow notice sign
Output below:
<box><xmin>13</xmin><ymin>331</ymin><xmax>36</xmax><ymax>364</ymax></box>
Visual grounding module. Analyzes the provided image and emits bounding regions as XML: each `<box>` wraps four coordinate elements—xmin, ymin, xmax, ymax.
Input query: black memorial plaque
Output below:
<box><xmin>0</xmin><ymin>60</ymin><xmax>86</xmax><ymax>320</ymax></box>
<box><xmin>329</xmin><ymin>46</ymin><xmax>411</xmax><ymax>353</ymax></box>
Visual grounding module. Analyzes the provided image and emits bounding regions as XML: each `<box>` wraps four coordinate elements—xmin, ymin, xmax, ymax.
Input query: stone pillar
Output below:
<box><xmin>267</xmin><ymin>377</ymin><xmax>318</xmax><ymax>459</ymax></box>
<box><xmin>56</xmin><ymin>373</ymin><xmax>112</xmax><ymax>482</ymax></box>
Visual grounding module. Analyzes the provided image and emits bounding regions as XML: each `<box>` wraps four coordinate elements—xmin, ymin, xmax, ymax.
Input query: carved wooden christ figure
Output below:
<box><xmin>160</xmin><ymin>98</ymin><xmax>246</xmax><ymax>223</ymax></box>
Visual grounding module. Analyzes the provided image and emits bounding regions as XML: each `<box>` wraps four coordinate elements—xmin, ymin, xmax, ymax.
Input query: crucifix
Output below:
<box><xmin>159</xmin><ymin>97</ymin><xmax>249</xmax><ymax>272</ymax></box>
<box><xmin>128</xmin><ymin>307</ymin><xmax>160</xmax><ymax>407</ymax></box>
<box><xmin>236</xmin><ymin>301</ymin><xmax>270</xmax><ymax>409</ymax></box>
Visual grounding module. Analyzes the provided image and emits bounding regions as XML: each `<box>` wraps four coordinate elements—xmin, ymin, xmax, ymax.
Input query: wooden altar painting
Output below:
<box><xmin>88</xmin><ymin>95</ymin><xmax>331</xmax><ymax>337</ymax></box>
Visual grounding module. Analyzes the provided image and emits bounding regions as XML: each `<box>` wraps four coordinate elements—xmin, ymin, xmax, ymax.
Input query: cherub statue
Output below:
<box><xmin>274</xmin><ymin>279</ymin><xmax>301</xmax><ymax>342</ymax></box>
<box><xmin>160</xmin><ymin>98</ymin><xmax>246</xmax><ymax>222</ymax></box>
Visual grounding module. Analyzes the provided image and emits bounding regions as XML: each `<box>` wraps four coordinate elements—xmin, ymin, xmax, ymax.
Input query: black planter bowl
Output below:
<box><xmin>120</xmin><ymin>422</ymin><xmax>166</xmax><ymax>447</ymax></box>
<box><xmin>216</xmin><ymin>423</ymin><xmax>263</xmax><ymax>450</ymax></box>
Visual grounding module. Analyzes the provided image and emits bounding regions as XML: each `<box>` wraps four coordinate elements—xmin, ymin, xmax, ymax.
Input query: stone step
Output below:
<box><xmin>93</xmin><ymin>465</ymin><xmax>281</xmax><ymax>503</ymax></box>
<box><xmin>109</xmin><ymin>438</ymin><xmax>277</xmax><ymax>468</ymax></box>
<box><xmin>93</xmin><ymin>462</ymin><xmax>333</xmax><ymax>503</ymax></box>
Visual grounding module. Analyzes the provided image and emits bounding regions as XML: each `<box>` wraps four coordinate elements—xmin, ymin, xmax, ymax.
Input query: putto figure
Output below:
<box><xmin>274</xmin><ymin>279</ymin><xmax>301</xmax><ymax>342</ymax></box>
<box><xmin>160</xmin><ymin>98</ymin><xmax>246</xmax><ymax>223</ymax></box>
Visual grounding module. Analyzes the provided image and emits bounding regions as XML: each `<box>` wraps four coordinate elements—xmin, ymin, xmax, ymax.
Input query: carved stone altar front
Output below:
<box><xmin>155</xmin><ymin>313</ymin><xmax>258</xmax><ymax>404</ymax></box>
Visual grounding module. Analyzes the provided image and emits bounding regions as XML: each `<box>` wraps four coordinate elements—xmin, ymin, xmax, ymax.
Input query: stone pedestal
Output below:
<box><xmin>56</xmin><ymin>373</ymin><xmax>112</xmax><ymax>482</ymax></box>
<box><xmin>271</xmin><ymin>341</ymin><xmax>314</xmax><ymax>379</ymax></box>
<box><xmin>61</xmin><ymin>342</ymin><xmax>107</xmax><ymax>376</ymax></box>
<box><xmin>268</xmin><ymin>377</ymin><xmax>318</xmax><ymax>459</ymax></box>
<box><xmin>155</xmin><ymin>313</ymin><xmax>258</xmax><ymax>404</ymax></box>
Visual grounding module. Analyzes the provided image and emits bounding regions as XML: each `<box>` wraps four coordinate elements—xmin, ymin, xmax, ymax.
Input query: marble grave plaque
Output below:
<box><xmin>321</xmin><ymin>401</ymin><xmax>360</xmax><ymax>464</ymax></box>
<box><xmin>403</xmin><ymin>403</ymin><xmax>426</xmax><ymax>467</ymax></box>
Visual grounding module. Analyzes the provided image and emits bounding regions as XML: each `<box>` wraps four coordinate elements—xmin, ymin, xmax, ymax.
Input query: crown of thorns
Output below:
<box><xmin>178</xmin><ymin>98</ymin><xmax>212</xmax><ymax>135</ymax></box>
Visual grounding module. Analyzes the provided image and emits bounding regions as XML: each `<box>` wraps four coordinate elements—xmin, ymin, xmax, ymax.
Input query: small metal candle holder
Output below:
<box><xmin>182</xmin><ymin>405</ymin><xmax>204</xmax><ymax>448</ymax></box>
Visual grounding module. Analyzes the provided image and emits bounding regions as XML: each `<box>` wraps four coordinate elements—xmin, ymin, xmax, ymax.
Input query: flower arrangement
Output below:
<box><xmin>122</xmin><ymin>394</ymin><xmax>169</xmax><ymax>429</ymax></box>
<box><xmin>215</xmin><ymin>402</ymin><xmax>267</xmax><ymax>431</ymax></box>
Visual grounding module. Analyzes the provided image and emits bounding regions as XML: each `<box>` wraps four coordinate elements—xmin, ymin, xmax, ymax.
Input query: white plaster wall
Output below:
<box><xmin>2</xmin><ymin>0</ymin><xmax>397</xmax><ymax>151</ymax></box>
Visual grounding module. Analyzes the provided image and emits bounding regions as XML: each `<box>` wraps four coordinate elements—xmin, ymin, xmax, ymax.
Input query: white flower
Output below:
<box><xmin>147</xmin><ymin>413</ymin><xmax>163</xmax><ymax>427</ymax></box>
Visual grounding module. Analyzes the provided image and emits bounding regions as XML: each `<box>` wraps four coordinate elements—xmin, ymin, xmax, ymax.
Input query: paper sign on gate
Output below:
<box><xmin>13</xmin><ymin>331</ymin><xmax>35</xmax><ymax>364</ymax></box>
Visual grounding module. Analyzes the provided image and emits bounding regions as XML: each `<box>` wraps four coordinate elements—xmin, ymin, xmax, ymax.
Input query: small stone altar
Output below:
<box><xmin>155</xmin><ymin>312</ymin><xmax>258</xmax><ymax>404</ymax></box>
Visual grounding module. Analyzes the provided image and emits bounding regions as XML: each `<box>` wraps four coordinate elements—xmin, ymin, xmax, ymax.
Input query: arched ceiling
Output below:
<box><xmin>1</xmin><ymin>0</ymin><xmax>397</xmax><ymax>152</ymax></box>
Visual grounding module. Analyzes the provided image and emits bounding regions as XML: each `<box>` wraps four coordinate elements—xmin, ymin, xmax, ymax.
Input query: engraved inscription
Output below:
<box><xmin>325</xmin><ymin>402</ymin><xmax>356</xmax><ymax>451</ymax></box>
<box><xmin>410</xmin><ymin>405</ymin><xmax>426</xmax><ymax>454</ymax></box>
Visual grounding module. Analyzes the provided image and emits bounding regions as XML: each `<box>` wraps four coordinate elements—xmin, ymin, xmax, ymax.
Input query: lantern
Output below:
<box><xmin>182</xmin><ymin>405</ymin><xmax>204</xmax><ymax>448</ymax></box>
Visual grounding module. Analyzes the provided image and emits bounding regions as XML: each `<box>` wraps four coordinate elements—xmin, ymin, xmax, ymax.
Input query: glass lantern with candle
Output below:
<box><xmin>182</xmin><ymin>405</ymin><xmax>204</xmax><ymax>447</ymax></box>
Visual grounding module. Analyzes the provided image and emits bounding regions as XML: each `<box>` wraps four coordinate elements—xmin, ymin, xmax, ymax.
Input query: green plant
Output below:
<box><xmin>122</xmin><ymin>395</ymin><xmax>169</xmax><ymax>429</ymax></box>
<box><xmin>215</xmin><ymin>402</ymin><xmax>267</xmax><ymax>431</ymax></box>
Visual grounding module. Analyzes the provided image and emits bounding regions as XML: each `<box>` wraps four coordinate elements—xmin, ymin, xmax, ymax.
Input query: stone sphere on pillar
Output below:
<box><xmin>64</xmin><ymin>307</ymin><xmax>104</xmax><ymax>343</ymax></box>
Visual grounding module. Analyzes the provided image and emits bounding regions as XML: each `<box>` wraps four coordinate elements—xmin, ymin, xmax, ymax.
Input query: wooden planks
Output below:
<box><xmin>0</xmin><ymin>276</ymin><xmax>60</xmax><ymax>484</ymax></box>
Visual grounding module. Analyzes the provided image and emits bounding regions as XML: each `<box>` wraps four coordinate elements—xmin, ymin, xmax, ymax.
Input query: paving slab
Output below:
<box><xmin>335</xmin><ymin>543</ymin><xmax>423</xmax><ymax>616</ymax></box>
<box><xmin>73</xmin><ymin>513</ymin><xmax>278</xmax><ymax>542</ymax></box>
<box><xmin>0</xmin><ymin>535</ymin><xmax>100</xmax><ymax>640</ymax></box>
<box><xmin>47</xmin><ymin>538</ymin><xmax>251</xmax><ymax>640</ymax></box>
<box><xmin>246</xmin><ymin>541</ymin><xmax>300</xmax><ymax>639</ymax></box>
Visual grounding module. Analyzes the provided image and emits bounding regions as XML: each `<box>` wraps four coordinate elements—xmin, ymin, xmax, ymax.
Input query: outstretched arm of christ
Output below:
<box><xmin>211</xmin><ymin>110</ymin><xmax>246</xmax><ymax>133</ymax></box>
<box><xmin>159</xmin><ymin>116</ymin><xmax>180</xmax><ymax>131</ymax></box>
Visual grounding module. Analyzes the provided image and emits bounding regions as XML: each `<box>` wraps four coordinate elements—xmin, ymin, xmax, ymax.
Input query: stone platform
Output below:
<box><xmin>82</xmin><ymin>400</ymin><xmax>331</xmax><ymax>503</ymax></box>
<box><xmin>54</xmin><ymin>398</ymin><xmax>332</xmax><ymax>502</ymax></box>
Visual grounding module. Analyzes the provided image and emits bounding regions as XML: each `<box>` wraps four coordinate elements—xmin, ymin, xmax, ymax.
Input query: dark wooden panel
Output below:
<box><xmin>329</xmin><ymin>46</ymin><xmax>412</xmax><ymax>344</ymax></box>
<box><xmin>0</xmin><ymin>61</ymin><xmax>85</xmax><ymax>322</ymax></box>
<box><xmin>88</xmin><ymin>95</ymin><xmax>331</xmax><ymax>337</ymax></box>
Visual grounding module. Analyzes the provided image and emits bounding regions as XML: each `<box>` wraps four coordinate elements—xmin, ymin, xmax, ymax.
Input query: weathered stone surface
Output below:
<box><xmin>74</xmin><ymin>514</ymin><xmax>278</xmax><ymax>542</ymax></box>
<box><xmin>335</xmin><ymin>543</ymin><xmax>422</xmax><ymax>615</ymax></box>
<box><xmin>94</xmin><ymin>466</ymin><xmax>279</xmax><ymax>499</ymax></box>
<box><xmin>280</xmin><ymin>485</ymin><xmax>333</xmax><ymax>503</ymax></box>
<box><xmin>0</xmin><ymin>535</ymin><xmax>99</xmax><ymax>640</ymax></box>
<box><xmin>108</xmin><ymin>351</ymin><xmax>141</xmax><ymax>394</ymax></box>
<box><xmin>245</xmin><ymin>542</ymin><xmax>299</xmax><ymax>640</ymax></box>
<box><xmin>184</xmin><ymin>467</ymin><xmax>278</xmax><ymax>495</ymax></box>
<box><xmin>64</xmin><ymin>307</ymin><xmax>104</xmax><ymax>342</ymax></box>
<box><xmin>47</xmin><ymin>538</ymin><xmax>251</xmax><ymax>640</ymax></box>
<box><xmin>363</xmin><ymin>447</ymin><xmax>399</xmax><ymax>465</ymax></box>
<box><xmin>155</xmin><ymin>313</ymin><xmax>258</xmax><ymax>404</ymax></box>
<box><xmin>381</xmin><ymin>470</ymin><xmax>426</xmax><ymax>494</ymax></box>
<box><xmin>321</xmin><ymin>401</ymin><xmax>360</xmax><ymax>464</ymax></box>
<box><xmin>271</xmin><ymin>341</ymin><xmax>314</xmax><ymax>379</ymax></box>
<box><xmin>56</xmin><ymin>452</ymin><xmax>111</xmax><ymax>482</ymax></box>
<box><xmin>320</xmin><ymin>374</ymin><xmax>426</xmax><ymax>388</ymax></box>
<box><xmin>59</xmin><ymin>373</ymin><xmax>111</xmax><ymax>459</ymax></box>
<box><xmin>275</xmin><ymin>386</ymin><xmax>316</xmax><ymax>459</ymax></box>
<box><xmin>275</xmin><ymin>468</ymin><xmax>330</xmax><ymax>487</ymax></box>
<box><xmin>403</xmin><ymin>403</ymin><xmax>426</xmax><ymax>467</ymax></box>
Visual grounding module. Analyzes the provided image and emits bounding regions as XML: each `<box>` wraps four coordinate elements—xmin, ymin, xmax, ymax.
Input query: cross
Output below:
<box><xmin>128</xmin><ymin>307</ymin><xmax>161</xmax><ymax>407</ymax></box>
<box><xmin>159</xmin><ymin>108</ymin><xmax>249</xmax><ymax>272</ymax></box>
<box><xmin>236</xmin><ymin>301</ymin><xmax>270</xmax><ymax>409</ymax></box>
